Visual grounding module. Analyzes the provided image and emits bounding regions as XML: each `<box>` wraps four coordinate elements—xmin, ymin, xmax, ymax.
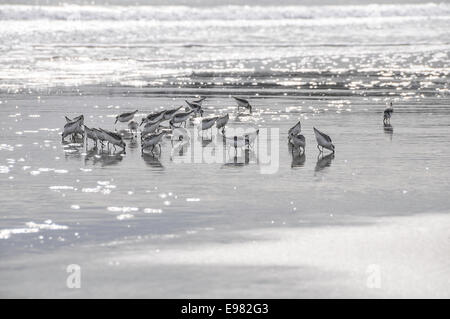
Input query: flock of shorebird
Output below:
<box><xmin>62</xmin><ymin>96</ymin><xmax>394</xmax><ymax>157</ymax></box>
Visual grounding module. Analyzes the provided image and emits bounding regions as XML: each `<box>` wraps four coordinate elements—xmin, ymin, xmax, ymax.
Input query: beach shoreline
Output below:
<box><xmin>1</xmin><ymin>212</ymin><xmax>448</xmax><ymax>298</ymax></box>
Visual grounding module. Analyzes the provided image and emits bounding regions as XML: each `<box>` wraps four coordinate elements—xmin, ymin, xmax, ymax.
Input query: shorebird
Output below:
<box><xmin>232</xmin><ymin>96</ymin><xmax>252</xmax><ymax>114</ymax></box>
<box><xmin>65</xmin><ymin>115</ymin><xmax>84</xmax><ymax>123</ymax></box>
<box><xmin>115</xmin><ymin>110</ymin><xmax>138</xmax><ymax>124</ymax></box>
<box><xmin>62</xmin><ymin>116</ymin><xmax>84</xmax><ymax>142</ymax></box>
<box><xmin>142</xmin><ymin>132</ymin><xmax>166</xmax><ymax>154</ymax></box>
<box><xmin>163</xmin><ymin>106</ymin><xmax>183</xmax><ymax>121</ymax></box>
<box><xmin>288</xmin><ymin>121</ymin><xmax>301</xmax><ymax>138</ymax></box>
<box><xmin>185</xmin><ymin>100</ymin><xmax>204</xmax><ymax>117</ymax></box>
<box><xmin>141</xmin><ymin>118</ymin><xmax>163</xmax><ymax>140</ymax></box>
<box><xmin>84</xmin><ymin>126</ymin><xmax>98</xmax><ymax>147</ymax></box>
<box><xmin>140</xmin><ymin>110</ymin><xmax>167</xmax><ymax>126</ymax></box>
<box><xmin>216</xmin><ymin>113</ymin><xmax>229</xmax><ymax>133</ymax></box>
<box><xmin>289</xmin><ymin>134</ymin><xmax>306</xmax><ymax>154</ymax></box>
<box><xmin>193</xmin><ymin>97</ymin><xmax>206</xmax><ymax>106</ymax></box>
<box><xmin>169</xmin><ymin>110</ymin><xmax>194</xmax><ymax>128</ymax></box>
<box><xmin>99</xmin><ymin>128</ymin><xmax>126</xmax><ymax>152</ymax></box>
<box><xmin>198</xmin><ymin>117</ymin><xmax>218</xmax><ymax>139</ymax></box>
<box><xmin>313</xmin><ymin>127</ymin><xmax>335</xmax><ymax>153</ymax></box>
<box><xmin>128</xmin><ymin>120</ymin><xmax>139</xmax><ymax>137</ymax></box>
<box><xmin>92</xmin><ymin>128</ymin><xmax>106</xmax><ymax>147</ymax></box>
<box><xmin>383</xmin><ymin>102</ymin><xmax>394</xmax><ymax>124</ymax></box>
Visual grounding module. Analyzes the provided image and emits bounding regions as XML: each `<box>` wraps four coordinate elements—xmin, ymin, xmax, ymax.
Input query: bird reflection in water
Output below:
<box><xmin>384</xmin><ymin>123</ymin><xmax>394</xmax><ymax>141</ymax></box>
<box><xmin>291</xmin><ymin>152</ymin><xmax>306</xmax><ymax>168</ymax></box>
<box><xmin>142</xmin><ymin>152</ymin><xmax>164</xmax><ymax>169</ymax></box>
<box><xmin>91</xmin><ymin>149</ymin><xmax>125</xmax><ymax>167</ymax></box>
<box><xmin>315</xmin><ymin>153</ymin><xmax>334</xmax><ymax>172</ymax></box>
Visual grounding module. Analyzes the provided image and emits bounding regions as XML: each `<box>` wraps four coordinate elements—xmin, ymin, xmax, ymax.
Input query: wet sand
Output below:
<box><xmin>1</xmin><ymin>213</ymin><xmax>448</xmax><ymax>298</ymax></box>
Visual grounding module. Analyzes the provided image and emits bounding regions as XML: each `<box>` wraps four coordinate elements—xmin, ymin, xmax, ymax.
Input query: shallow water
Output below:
<box><xmin>0</xmin><ymin>1</ymin><xmax>450</xmax><ymax>297</ymax></box>
<box><xmin>1</xmin><ymin>89</ymin><xmax>449</xmax><ymax>255</ymax></box>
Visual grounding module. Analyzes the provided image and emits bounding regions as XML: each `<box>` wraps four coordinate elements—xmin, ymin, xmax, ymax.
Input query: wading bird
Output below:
<box><xmin>115</xmin><ymin>110</ymin><xmax>138</xmax><ymax>125</ymax></box>
<box><xmin>313</xmin><ymin>127</ymin><xmax>335</xmax><ymax>154</ymax></box>
<box><xmin>383</xmin><ymin>102</ymin><xmax>394</xmax><ymax>124</ymax></box>
<box><xmin>216</xmin><ymin>113</ymin><xmax>229</xmax><ymax>133</ymax></box>
<box><xmin>232</xmin><ymin>96</ymin><xmax>252</xmax><ymax>114</ymax></box>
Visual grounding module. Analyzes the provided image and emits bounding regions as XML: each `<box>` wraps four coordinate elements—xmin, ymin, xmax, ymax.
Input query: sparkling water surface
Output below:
<box><xmin>0</xmin><ymin>1</ymin><xmax>449</xmax><ymax>297</ymax></box>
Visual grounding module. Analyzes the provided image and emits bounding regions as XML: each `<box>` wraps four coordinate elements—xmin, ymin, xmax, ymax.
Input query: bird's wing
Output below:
<box><xmin>314</xmin><ymin>127</ymin><xmax>332</xmax><ymax>143</ymax></box>
<box><xmin>233</xmin><ymin>96</ymin><xmax>248</xmax><ymax>103</ymax></box>
<box><xmin>107</xmin><ymin>131</ymin><xmax>123</xmax><ymax>140</ymax></box>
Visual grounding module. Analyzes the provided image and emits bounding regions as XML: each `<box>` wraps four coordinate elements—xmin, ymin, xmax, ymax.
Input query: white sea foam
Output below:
<box><xmin>107</xmin><ymin>207</ymin><xmax>139</xmax><ymax>213</ymax></box>
<box><xmin>0</xmin><ymin>144</ymin><xmax>14</xmax><ymax>151</ymax></box>
<box><xmin>0</xmin><ymin>165</ymin><xmax>10</xmax><ymax>174</ymax></box>
<box><xmin>0</xmin><ymin>3</ymin><xmax>448</xmax><ymax>21</ymax></box>
<box><xmin>49</xmin><ymin>185</ymin><xmax>74</xmax><ymax>190</ymax></box>
<box><xmin>143</xmin><ymin>208</ymin><xmax>163</xmax><ymax>214</ymax></box>
<box><xmin>0</xmin><ymin>228</ymin><xmax>39</xmax><ymax>239</ymax></box>
<box><xmin>1</xmin><ymin>220</ymin><xmax>68</xmax><ymax>239</ymax></box>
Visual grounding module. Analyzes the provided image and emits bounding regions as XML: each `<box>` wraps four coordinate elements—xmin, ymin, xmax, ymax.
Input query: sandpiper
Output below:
<box><xmin>141</xmin><ymin>118</ymin><xmax>163</xmax><ymax>140</ymax></box>
<box><xmin>84</xmin><ymin>125</ymin><xmax>99</xmax><ymax>147</ymax></box>
<box><xmin>383</xmin><ymin>102</ymin><xmax>394</xmax><ymax>124</ymax></box>
<box><xmin>185</xmin><ymin>100</ymin><xmax>204</xmax><ymax>117</ymax></box>
<box><xmin>65</xmin><ymin>115</ymin><xmax>84</xmax><ymax>123</ymax></box>
<box><xmin>62</xmin><ymin>116</ymin><xmax>84</xmax><ymax>142</ymax></box>
<box><xmin>115</xmin><ymin>110</ymin><xmax>138</xmax><ymax>124</ymax></box>
<box><xmin>232</xmin><ymin>96</ymin><xmax>252</xmax><ymax>114</ymax></box>
<box><xmin>192</xmin><ymin>97</ymin><xmax>206</xmax><ymax>106</ymax></box>
<box><xmin>128</xmin><ymin>120</ymin><xmax>139</xmax><ymax>137</ymax></box>
<box><xmin>140</xmin><ymin>110</ymin><xmax>167</xmax><ymax>126</ymax></box>
<box><xmin>163</xmin><ymin>106</ymin><xmax>183</xmax><ymax>121</ymax></box>
<box><xmin>92</xmin><ymin>128</ymin><xmax>106</xmax><ymax>147</ymax></box>
<box><xmin>99</xmin><ymin>128</ymin><xmax>126</xmax><ymax>151</ymax></box>
<box><xmin>142</xmin><ymin>132</ymin><xmax>166</xmax><ymax>154</ymax></box>
<box><xmin>198</xmin><ymin>117</ymin><xmax>218</xmax><ymax>139</ymax></box>
<box><xmin>170</xmin><ymin>110</ymin><xmax>194</xmax><ymax>128</ymax></box>
<box><xmin>289</xmin><ymin>134</ymin><xmax>306</xmax><ymax>153</ymax></box>
<box><xmin>313</xmin><ymin>127</ymin><xmax>335</xmax><ymax>153</ymax></box>
<box><xmin>216</xmin><ymin>113</ymin><xmax>229</xmax><ymax>133</ymax></box>
<box><xmin>288</xmin><ymin>121</ymin><xmax>301</xmax><ymax>138</ymax></box>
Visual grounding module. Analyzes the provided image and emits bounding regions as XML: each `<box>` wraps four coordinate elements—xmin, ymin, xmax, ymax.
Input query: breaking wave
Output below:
<box><xmin>1</xmin><ymin>3</ymin><xmax>449</xmax><ymax>21</ymax></box>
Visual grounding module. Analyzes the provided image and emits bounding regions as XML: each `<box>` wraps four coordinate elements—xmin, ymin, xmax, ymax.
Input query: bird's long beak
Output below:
<box><xmin>114</xmin><ymin>117</ymin><xmax>118</xmax><ymax>124</ymax></box>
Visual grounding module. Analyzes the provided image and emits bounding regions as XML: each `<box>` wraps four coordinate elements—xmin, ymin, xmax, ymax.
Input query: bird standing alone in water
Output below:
<box><xmin>383</xmin><ymin>102</ymin><xmax>394</xmax><ymax>124</ymax></box>
<box><xmin>314</xmin><ymin>127</ymin><xmax>335</xmax><ymax>154</ymax></box>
